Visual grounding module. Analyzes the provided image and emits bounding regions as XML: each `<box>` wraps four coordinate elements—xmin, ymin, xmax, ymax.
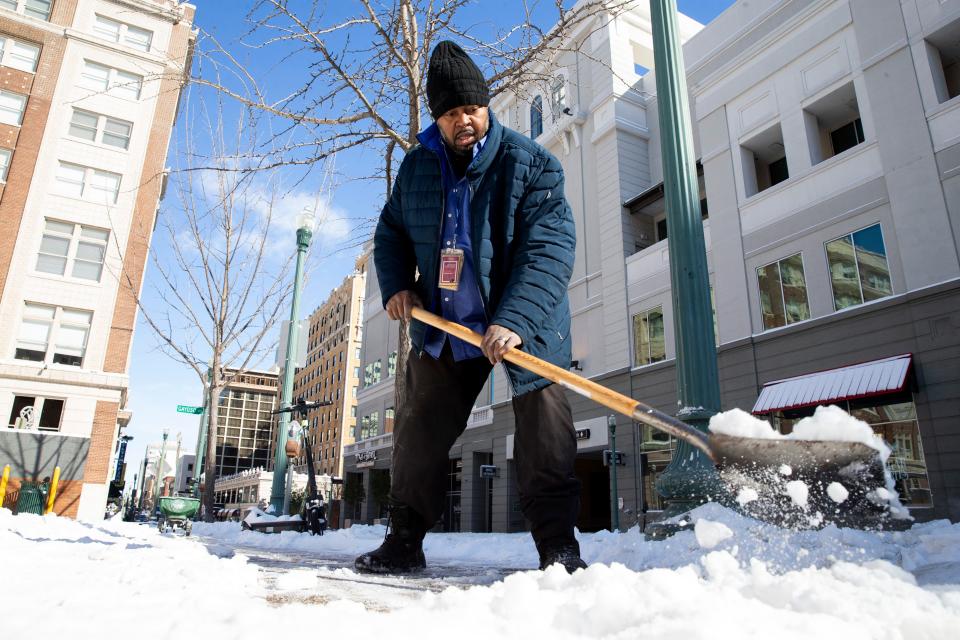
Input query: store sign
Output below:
<box><xmin>575</xmin><ymin>428</ymin><xmax>591</xmax><ymax>440</ymax></box>
<box><xmin>603</xmin><ymin>450</ymin><xmax>625</xmax><ymax>466</ymax></box>
<box><xmin>479</xmin><ymin>464</ymin><xmax>498</xmax><ymax>479</ymax></box>
<box><xmin>356</xmin><ymin>450</ymin><xmax>376</xmax><ymax>468</ymax></box>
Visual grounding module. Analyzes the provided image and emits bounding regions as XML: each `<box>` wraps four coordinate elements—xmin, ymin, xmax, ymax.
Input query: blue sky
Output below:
<box><xmin>123</xmin><ymin>0</ymin><xmax>736</xmax><ymax>484</ymax></box>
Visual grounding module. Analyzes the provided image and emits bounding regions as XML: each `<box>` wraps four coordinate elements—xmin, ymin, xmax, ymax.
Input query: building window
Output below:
<box><xmin>350</xmin><ymin>406</ymin><xmax>356</xmax><ymax>417</ymax></box>
<box><xmin>550</xmin><ymin>76</ymin><xmax>565</xmax><ymax>120</ymax></box>
<box><xmin>36</xmin><ymin>219</ymin><xmax>109</xmax><ymax>281</ymax></box>
<box><xmin>15</xmin><ymin>302</ymin><xmax>92</xmax><ymax>366</ymax></box>
<box><xmin>0</xmin><ymin>35</ymin><xmax>40</xmax><ymax>72</ymax></box>
<box><xmin>0</xmin><ymin>0</ymin><xmax>52</xmax><ymax>21</ymax></box>
<box><xmin>826</xmin><ymin>224</ymin><xmax>892</xmax><ymax>311</ymax></box>
<box><xmin>0</xmin><ymin>148</ymin><xmax>10</xmax><ymax>182</ymax></box>
<box><xmin>7</xmin><ymin>395</ymin><xmax>63</xmax><ymax>431</ymax></box>
<box><xmin>632</xmin><ymin>306</ymin><xmax>665</xmax><ymax>366</ymax></box>
<box><xmin>803</xmin><ymin>83</ymin><xmax>865</xmax><ymax>164</ymax></box>
<box><xmin>757</xmin><ymin>253</ymin><xmax>810</xmax><ymax>330</ymax></box>
<box><xmin>55</xmin><ymin>162</ymin><xmax>121</xmax><ymax>203</ymax></box>
<box><xmin>925</xmin><ymin>21</ymin><xmax>960</xmax><ymax>104</ymax></box>
<box><xmin>530</xmin><ymin>96</ymin><xmax>543</xmax><ymax>139</ymax></box>
<box><xmin>0</xmin><ymin>89</ymin><xmax>27</xmax><ymax>126</ymax></box>
<box><xmin>385</xmin><ymin>407</ymin><xmax>395</xmax><ymax>431</ymax></box>
<box><xmin>93</xmin><ymin>15</ymin><xmax>153</xmax><ymax>52</ymax></box>
<box><xmin>740</xmin><ymin>122</ymin><xmax>788</xmax><ymax>196</ymax></box>
<box><xmin>79</xmin><ymin>60</ymin><xmax>142</xmax><ymax>100</ymax></box>
<box><xmin>69</xmin><ymin>109</ymin><xmax>132</xmax><ymax>149</ymax></box>
<box><xmin>387</xmin><ymin>351</ymin><xmax>397</xmax><ymax>377</ymax></box>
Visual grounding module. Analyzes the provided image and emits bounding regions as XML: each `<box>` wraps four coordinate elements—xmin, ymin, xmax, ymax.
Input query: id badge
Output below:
<box><xmin>438</xmin><ymin>248</ymin><xmax>464</xmax><ymax>291</ymax></box>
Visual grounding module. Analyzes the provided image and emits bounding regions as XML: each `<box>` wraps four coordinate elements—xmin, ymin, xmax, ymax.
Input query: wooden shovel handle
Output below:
<box><xmin>411</xmin><ymin>308</ymin><xmax>714</xmax><ymax>460</ymax></box>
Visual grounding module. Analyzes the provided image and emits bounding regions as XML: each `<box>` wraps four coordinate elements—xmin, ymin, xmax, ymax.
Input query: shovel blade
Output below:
<box><xmin>708</xmin><ymin>433</ymin><xmax>907</xmax><ymax>529</ymax></box>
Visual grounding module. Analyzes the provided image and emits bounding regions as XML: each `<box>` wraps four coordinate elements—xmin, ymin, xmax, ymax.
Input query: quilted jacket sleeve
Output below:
<box><xmin>373</xmin><ymin>154</ymin><xmax>417</xmax><ymax>308</ymax></box>
<box><xmin>491</xmin><ymin>153</ymin><xmax>575</xmax><ymax>343</ymax></box>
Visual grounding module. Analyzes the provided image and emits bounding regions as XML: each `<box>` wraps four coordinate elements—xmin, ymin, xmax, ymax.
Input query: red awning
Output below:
<box><xmin>752</xmin><ymin>354</ymin><xmax>913</xmax><ymax>414</ymax></box>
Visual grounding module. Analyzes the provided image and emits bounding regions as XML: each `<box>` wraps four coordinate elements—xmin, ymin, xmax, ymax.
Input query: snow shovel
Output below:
<box><xmin>412</xmin><ymin>308</ymin><xmax>902</xmax><ymax>528</ymax></box>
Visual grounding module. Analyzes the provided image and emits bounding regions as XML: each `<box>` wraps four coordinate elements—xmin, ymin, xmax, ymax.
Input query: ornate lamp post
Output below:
<box><xmin>269</xmin><ymin>208</ymin><xmax>315</xmax><ymax>513</ymax></box>
<box><xmin>646</xmin><ymin>0</ymin><xmax>724</xmax><ymax>535</ymax></box>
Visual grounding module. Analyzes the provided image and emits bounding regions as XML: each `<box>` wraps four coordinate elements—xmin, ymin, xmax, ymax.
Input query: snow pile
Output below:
<box><xmin>3</xmin><ymin>506</ymin><xmax>960</xmax><ymax>638</ymax></box>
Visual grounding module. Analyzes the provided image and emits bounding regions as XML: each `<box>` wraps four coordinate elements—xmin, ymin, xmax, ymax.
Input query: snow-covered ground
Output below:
<box><xmin>3</xmin><ymin>504</ymin><xmax>959</xmax><ymax>639</ymax></box>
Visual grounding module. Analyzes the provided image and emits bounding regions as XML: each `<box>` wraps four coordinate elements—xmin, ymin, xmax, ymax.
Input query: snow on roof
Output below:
<box><xmin>752</xmin><ymin>354</ymin><xmax>912</xmax><ymax>414</ymax></box>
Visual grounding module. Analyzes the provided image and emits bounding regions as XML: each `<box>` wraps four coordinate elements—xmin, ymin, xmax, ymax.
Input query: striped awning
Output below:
<box><xmin>752</xmin><ymin>354</ymin><xmax>913</xmax><ymax>414</ymax></box>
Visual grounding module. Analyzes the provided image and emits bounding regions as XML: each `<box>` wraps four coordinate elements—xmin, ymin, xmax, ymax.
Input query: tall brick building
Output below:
<box><xmin>289</xmin><ymin>259</ymin><xmax>366</xmax><ymax>481</ymax></box>
<box><xmin>0</xmin><ymin>0</ymin><xmax>195</xmax><ymax>520</ymax></box>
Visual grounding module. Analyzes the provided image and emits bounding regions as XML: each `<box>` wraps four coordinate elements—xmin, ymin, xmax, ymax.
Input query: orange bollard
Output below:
<box><xmin>44</xmin><ymin>466</ymin><xmax>60</xmax><ymax>515</ymax></box>
<box><xmin>0</xmin><ymin>464</ymin><xmax>9</xmax><ymax>509</ymax></box>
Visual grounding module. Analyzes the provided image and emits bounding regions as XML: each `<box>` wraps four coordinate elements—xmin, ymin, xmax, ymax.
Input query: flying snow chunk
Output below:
<box><xmin>708</xmin><ymin>408</ymin><xmax>783</xmax><ymax>439</ymax></box>
<box><xmin>779</xmin><ymin>465</ymin><xmax>793</xmax><ymax>476</ymax></box>
<box><xmin>786</xmin><ymin>480</ymin><xmax>809</xmax><ymax>508</ymax></box>
<box><xmin>736</xmin><ymin>488</ymin><xmax>759</xmax><ymax>506</ymax></box>
<box><xmin>827</xmin><ymin>482</ymin><xmax>849</xmax><ymax>503</ymax></box>
<box><xmin>694</xmin><ymin>519</ymin><xmax>734</xmax><ymax>549</ymax></box>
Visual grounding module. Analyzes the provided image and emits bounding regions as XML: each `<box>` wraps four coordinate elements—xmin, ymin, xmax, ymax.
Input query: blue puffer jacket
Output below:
<box><xmin>374</xmin><ymin>113</ymin><xmax>576</xmax><ymax>396</ymax></box>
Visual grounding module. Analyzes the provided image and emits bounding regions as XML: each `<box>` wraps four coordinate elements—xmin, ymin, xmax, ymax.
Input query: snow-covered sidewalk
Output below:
<box><xmin>3</xmin><ymin>504</ymin><xmax>959</xmax><ymax>639</ymax></box>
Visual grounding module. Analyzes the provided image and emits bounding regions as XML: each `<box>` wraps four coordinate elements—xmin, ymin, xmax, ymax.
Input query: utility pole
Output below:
<box><xmin>269</xmin><ymin>210</ymin><xmax>315</xmax><ymax>514</ymax></box>
<box><xmin>646</xmin><ymin>0</ymin><xmax>723</xmax><ymax>537</ymax></box>
<box><xmin>172</xmin><ymin>432</ymin><xmax>182</xmax><ymax>495</ymax></box>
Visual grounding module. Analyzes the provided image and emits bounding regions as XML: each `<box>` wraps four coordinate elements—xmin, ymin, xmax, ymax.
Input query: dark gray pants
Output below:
<box><xmin>390</xmin><ymin>345</ymin><xmax>581</xmax><ymax>549</ymax></box>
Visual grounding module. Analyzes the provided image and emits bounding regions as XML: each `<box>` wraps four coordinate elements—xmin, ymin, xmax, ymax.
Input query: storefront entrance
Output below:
<box><xmin>574</xmin><ymin>453</ymin><xmax>609</xmax><ymax>532</ymax></box>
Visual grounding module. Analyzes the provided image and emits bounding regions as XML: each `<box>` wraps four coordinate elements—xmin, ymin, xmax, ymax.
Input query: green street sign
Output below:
<box><xmin>176</xmin><ymin>405</ymin><xmax>203</xmax><ymax>415</ymax></box>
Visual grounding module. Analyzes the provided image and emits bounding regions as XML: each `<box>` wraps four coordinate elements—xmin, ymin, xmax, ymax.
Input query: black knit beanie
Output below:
<box><xmin>427</xmin><ymin>41</ymin><xmax>490</xmax><ymax>120</ymax></box>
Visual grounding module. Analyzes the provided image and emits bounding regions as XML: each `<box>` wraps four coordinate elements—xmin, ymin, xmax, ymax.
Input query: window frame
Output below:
<box><xmin>79</xmin><ymin>60</ymin><xmax>143</xmax><ymax>100</ymax></box>
<box><xmin>0</xmin><ymin>0</ymin><xmax>52</xmax><ymax>21</ymax></box>
<box><xmin>55</xmin><ymin>161</ymin><xmax>122</xmax><ymax>204</ymax></box>
<box><xmin>756</xmin><ymin>252</ymin><xmax>811</xmax><ymax>331</ymax></box>
<box><xmin>0</xmin><ymin>35</ymin><xmax>40</xmax><ymax>73</ymax></box>
<box><xmin>35</xmin><ymin>218</ymin><xmax>109</xmax><ymax>282</ymax></box>
<box><xmin>14</xmin><ymin>302</ymin><xmax>93</xmax><ymax>367</ymax></box>
<box><xmin>549</xmin><ymin>75</ymin><xmax>566</xmax><ymax>121</ymax></box>
<box><xmin>68</xmin><ymin>108</ymin><xmax>133</xmax><ymax>150</ymax></box>
<box><xmin>632</xmin><ymin>305</ymin><xmax>666</xmax><ymax>367</ymax></box>
<box><xmin>7</xmin><ymin>394</ymin><xmax>64</xmax><ymax>431</ymax></box>
<box><xmin>0</xmin><ymin>147</ymin><xmax>11</xmax><ymax>182</ymax></box>
<box><xmin>0</xmin><ymin>88</ymin><xmax>27</xmax><ymax>126</ymax></box>
<box><xmin>92</xmin><ymin>14</ymin><xmax>154</xmax><ymax>53</ymax></box>
<box><xmin>825</xmin><ymin>223</ymin><xmax>893</xmax><ymax>312</ymax></box>
<box><xmin>530</xmin><ymin>95</ymin><xmax>544</xmax><ymax>139</ymax></box>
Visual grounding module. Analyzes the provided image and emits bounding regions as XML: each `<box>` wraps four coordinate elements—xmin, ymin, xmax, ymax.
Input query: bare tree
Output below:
<box><xmin>188</xmin><ymin>0</ymin><xmax>636</xmax><ymax>416</ymax></box>
<box><xmin>125</xmin><ymin>89</ymin><xmax>326</xmax><ymax>520</ymax></box>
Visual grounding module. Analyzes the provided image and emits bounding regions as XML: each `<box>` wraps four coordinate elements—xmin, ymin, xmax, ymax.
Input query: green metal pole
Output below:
<box><xmin>608</xmin><ymin>415</ymin><xmax>620</xmax><ymax>531</ymax></box>
<box><xmin>269</xmin><ymin>225</ymin><xmax>313</xmax><ymax>514</ymax></box>
<box><xmin>648</xmin><ymin>0</ymin><xmax>723</xmax><ymax>525</ymax></box>
<box><xmin>192</xmin><ymin>401</ymin><xmax>207</xmax><ymax>498</ymax></box>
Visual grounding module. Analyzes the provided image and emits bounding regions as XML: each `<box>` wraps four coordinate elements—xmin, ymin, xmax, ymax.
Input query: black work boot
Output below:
<box><xmin>538</xmin><ymin>538</ymin><xmax>587</xmax><ymax>574</ymax></box>
<box><xmin>354</xmin><ymin>504</ymin><xmax>427</xmax><ymax>574</ymax></box>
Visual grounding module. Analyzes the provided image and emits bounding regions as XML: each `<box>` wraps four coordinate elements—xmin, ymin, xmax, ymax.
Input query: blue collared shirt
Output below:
<box><xmin>419</xmin><ymin>125</ymin><xmax>488</xmax><ymax>361</ymax></box>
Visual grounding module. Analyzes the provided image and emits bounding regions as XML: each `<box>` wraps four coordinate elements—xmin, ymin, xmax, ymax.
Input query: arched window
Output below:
<box><xmin>530</xmin><ymin>96</ymin><xmax>543</xmax><ymax>139</ymax></box>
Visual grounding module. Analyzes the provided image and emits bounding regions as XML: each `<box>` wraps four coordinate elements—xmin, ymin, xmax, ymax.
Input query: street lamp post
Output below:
<box><xmin>646</xmin><ymin>0</ymin><xmax>724</xmax><ymax>536</ymax></box>
<box><xmin>153</xmin><ymin>428</ymin><xmax>170</xmax><ymax>513</ymax></box>
<box><xmin>269</xmin><ymin>209</ymin><xmax>315</xmax><ymax>514</ymax></box>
